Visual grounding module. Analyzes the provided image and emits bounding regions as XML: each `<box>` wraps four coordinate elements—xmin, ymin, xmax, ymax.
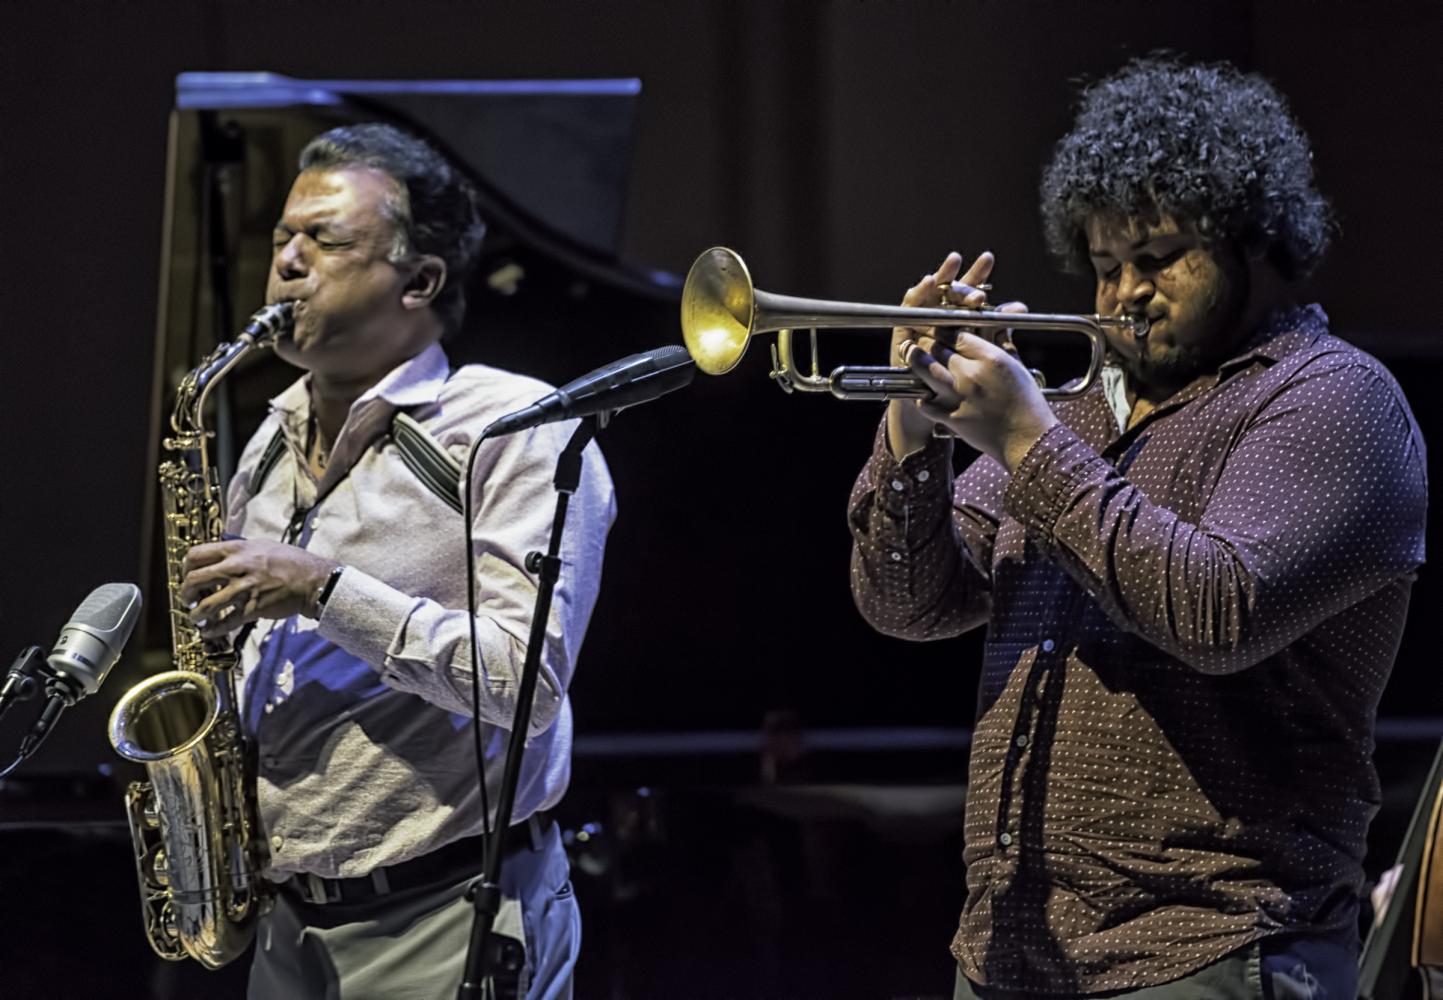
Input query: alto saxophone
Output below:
<box><xmin>108</xmin><ymin>302</ymin><xmax>292</xmax><ymax>968</ymax></box>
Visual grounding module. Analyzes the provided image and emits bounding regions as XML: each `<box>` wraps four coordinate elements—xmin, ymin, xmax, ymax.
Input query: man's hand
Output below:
<box><xmin>904</xmin><ymin>321</ymin><xmax>1057</xmax><ymax>472</ymax></box>
<box><xmin>886</xmin><ymin>250</ymin><xmax>995</xmax><ymax>459</ymax></box>
<box><xmin>180</xmin><ymin>539</ymin><xmax>340</xmax><ymax>639</ymax></box>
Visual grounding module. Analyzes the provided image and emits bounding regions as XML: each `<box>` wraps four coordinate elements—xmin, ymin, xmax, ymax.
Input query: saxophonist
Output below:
<box><xmin>177</xmin><ymin>123</ymin><xmax>615</xmax><ymax>1000</ymax></box>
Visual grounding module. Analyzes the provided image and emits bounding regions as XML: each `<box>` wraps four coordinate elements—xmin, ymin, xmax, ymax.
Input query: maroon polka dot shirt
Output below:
<box><xmin>848</xmin><ymin>305</ymin><xmax>1427</xmax><ymax>993</ymax></box>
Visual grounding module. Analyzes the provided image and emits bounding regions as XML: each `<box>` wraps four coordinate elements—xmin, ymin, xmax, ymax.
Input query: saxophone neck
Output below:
<box><xmin>169</xmin><ymin>303</ymin><xmax>293</xmax><ymax>436</ymax></box>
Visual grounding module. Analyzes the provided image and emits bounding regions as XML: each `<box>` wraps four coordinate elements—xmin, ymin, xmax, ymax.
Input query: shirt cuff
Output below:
<box><xmin>1002</xmin><ymin>422</ymin><xmax>1106</xmax><ymax>538</ymax></box>
<box><xmin>314</xmin><ymin>565</ymin><xmax>417</xmax><ymax>672</ymax></box>
<box><xmin>866</xmin><ymin>419</ymin><xmax>953</xmax><ymax>521</ymax></box>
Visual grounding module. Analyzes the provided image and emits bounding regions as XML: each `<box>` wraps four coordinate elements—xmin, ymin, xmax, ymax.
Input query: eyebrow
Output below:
<box><xmin>1088</xmin><ymin>232</ymin><xmax>1186</xmax><ymax>258</ymax></box>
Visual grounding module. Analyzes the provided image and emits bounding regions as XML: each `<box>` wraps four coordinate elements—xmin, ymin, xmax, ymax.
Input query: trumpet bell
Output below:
<box><xmin>682</xmin><ymin>247</ymin><xmax>756</xmax><ymax>375</ymax></box>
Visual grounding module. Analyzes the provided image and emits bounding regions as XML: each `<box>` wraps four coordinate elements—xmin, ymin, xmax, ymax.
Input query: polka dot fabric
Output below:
<box><xmin>847</xmin><ymin>305</ymin><xmax>1428</xmax><ymax>994</ymax></box>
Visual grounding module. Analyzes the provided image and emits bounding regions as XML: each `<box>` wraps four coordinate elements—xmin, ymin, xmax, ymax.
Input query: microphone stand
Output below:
<box><xmin>0</xmin><ymin>647</ymin><xmax>54</xmax><ymax>779</ymax></box>
<box><xmin>459</xmin><ymin>414</ymin><xmax>599</xmax><ymax>1000</ymax></box>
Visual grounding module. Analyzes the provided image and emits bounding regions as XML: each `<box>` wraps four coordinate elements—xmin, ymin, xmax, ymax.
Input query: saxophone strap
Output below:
<box><xmin>251</xmin><ymin>428</ymin><xmax>289</xmax><ymax>497</ymax></box>
<box><xmin>251</xmin><ymin>410</ymin><xmax>464</xmax><ymax>524</ymax></box>
<box><xmin>391</xmin><ymin>411</ymin><xmax>464</xmax><ymax>515</ymax></box>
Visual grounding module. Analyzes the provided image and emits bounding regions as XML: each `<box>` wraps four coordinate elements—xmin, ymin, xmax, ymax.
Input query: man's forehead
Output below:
<box><xmin>280</xmin><ymin>166</ymin><xmax>399</xmax><ymax>222</ymax></box>
<box><xmin>1086</xmin><ymin>211</ymin><xmax>1190</xmax><ymax>251</ymax></box>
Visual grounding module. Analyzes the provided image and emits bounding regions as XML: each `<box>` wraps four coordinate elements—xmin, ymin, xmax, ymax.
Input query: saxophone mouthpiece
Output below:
<box><xmin>242</xmin><ymin>302</ymin><xmax>295</xmax><ymax>344</ymax></box>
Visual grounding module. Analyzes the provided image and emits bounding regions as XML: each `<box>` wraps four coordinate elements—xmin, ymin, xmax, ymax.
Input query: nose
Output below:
<box><xmin>274</xmin><ymin>235</ymin><xmax>308</xmax><ymax>281</ymax></box>
<box><xmin>1116</xmin><ymin>262</ymin><xmax>1154</xmax><ymax>314</ymax></box>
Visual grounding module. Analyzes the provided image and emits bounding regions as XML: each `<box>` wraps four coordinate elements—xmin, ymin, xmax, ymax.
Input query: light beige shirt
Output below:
<box><xmin>226</xmin><ymin>342</ymin><xmax>616</xmax><ymax>878</ymax></box>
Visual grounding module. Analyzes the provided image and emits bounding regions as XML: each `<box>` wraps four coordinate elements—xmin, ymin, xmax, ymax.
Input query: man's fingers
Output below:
<box><xmin>946</xmin><ymin>351</ymin><xmax>991</xmax><ymax>397</ymax></box>
<box><xmin>932</xmin><ymin>251</ymin><xmax>964</xmax><ymax>287</ymax></box>
<box><xmin>917</xmin><ymin>398</ymin><xmax>963</xmax><ymax>425</ymax></box>
<box><xmin>897</xmin><ymin>254</ymin><xmax>990</xmax><ymax>369</ymax></box>
<box><xmin>949</xmin><ymin>331</ymin><xmax>1010</xmax><ymax>360</ymax></box>
<box><xmin>958</xmin><ymin>251</ymin><xmax>994</xmax><ymax>288</ymax></box>
<box><xmin>984</xmin><ymin>302</ymin><xmax>1029</xmax><ymax>352</ymax></box>
<box><xmin>190</xmin><ymin>578</ymin><xmax>250</xmax><ymax>629</ymax></box>
<box><xmin>177</xmin><ymin>561</ymin><xmax>240</xmax><ymax>605</ymax></box>
<box><xmin>901</xmin><ymin>273</ymin><xmax>937</xmax><ymax>308</ymax></box>
<box><xmin>181</xmin><ymin>540</ymin><xmax>239</xmax><ymax>575</ymax></box>
<box><xmin>906</xmin><ymin>342</ymin><xmax>962</xmax><ymax>401</ymax></box>
<box><xmin>914</xmin><ymin>334</ymin><xmax>958</xmax><ymax>368</ymax></box>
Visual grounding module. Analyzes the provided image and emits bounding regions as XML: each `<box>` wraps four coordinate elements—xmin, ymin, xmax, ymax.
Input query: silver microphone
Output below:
<box><xmin>14</xmin><ymin>583</ymin><xmax>143</xmax><ymax>760</ymax></box>
<box><xmin>45</xmin><ymin>582</ymin><xmax>143</xmax><ymax>699</ymax></box>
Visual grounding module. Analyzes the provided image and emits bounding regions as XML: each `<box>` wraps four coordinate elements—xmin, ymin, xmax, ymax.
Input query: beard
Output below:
<box><xmin>1117</xmin><ymin>248</ymin><xmax>1252</xmax><ymax>397</ymax></box>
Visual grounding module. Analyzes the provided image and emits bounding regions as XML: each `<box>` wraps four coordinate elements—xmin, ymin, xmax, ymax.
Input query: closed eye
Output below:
<box><xmin>1139</xmin><ymin>248</ymin><xmax>1185</xmax><ymax>271</ymax></box>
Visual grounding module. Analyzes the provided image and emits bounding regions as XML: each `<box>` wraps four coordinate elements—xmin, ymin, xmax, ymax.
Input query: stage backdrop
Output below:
<box><xmin>2</xmin><ymin>0</ymin><xmax>1438</xmax><ymax>773</ymax></box>
<box><xmin>2</xmin><ymin>3</ymin><xmax>1441</xmax><ymax>997</ymax></box>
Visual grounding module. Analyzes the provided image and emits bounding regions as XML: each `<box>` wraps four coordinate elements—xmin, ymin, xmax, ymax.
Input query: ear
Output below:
<box><xmin>401</xmin><ymin>255</ymin><xmax>447</xmax><ymax>311</ymax></box>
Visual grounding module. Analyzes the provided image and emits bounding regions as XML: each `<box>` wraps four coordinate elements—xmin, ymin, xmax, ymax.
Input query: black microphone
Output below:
<box><xmin>18</xmin><ymin>583</ymin><xmax>142</xmax><ymax>757</ymax></box>
<box><xmin>485</xmin><ymin>345</ymin><xmax>695</xmax><ymax>439</ymax></box>
<box><xmin>0</xmin><ymin>647</ymin><xmax>46</xmax><ymax>721</ymax></box>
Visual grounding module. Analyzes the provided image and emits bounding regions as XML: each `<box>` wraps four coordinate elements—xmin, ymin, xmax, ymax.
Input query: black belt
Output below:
<box><xmin>282</xmin><ymin>813</ymin><xmax>551</xmax><ymax>906</ymax></box>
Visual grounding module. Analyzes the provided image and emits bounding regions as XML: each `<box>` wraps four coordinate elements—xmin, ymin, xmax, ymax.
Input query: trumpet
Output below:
<box><xmin>680</xmin><ymin>247</ymin><xmax>1147</xmax><ymax>401</ymax></box>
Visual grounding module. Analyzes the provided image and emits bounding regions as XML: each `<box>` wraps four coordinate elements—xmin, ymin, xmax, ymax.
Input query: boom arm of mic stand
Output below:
<box><xmin>459</xmin><ymin>414</ymin><xmax>600</xmax><ymax>1000</ymax></box>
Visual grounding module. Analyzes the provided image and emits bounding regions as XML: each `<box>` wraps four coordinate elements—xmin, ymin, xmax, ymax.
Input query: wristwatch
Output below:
<box><xmin>313</xmin><ymin>565</ymin><xmax>346</xmax><ymax>617</ymax></box>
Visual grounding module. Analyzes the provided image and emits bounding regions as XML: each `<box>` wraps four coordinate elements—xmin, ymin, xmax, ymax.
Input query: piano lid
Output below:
<box><xmin>174</xmin><ymin>72</ymin><xmax>674</xmax><ymax>295</ymax></box>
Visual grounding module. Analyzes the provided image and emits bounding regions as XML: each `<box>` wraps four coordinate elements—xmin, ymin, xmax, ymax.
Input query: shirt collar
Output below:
<box><xmin>269</xmin><ymin>341</ymin><xmax>451</xmax><ymax>425</ymax></box>
<box><xmin>1095</xmin><ymin>303</ymin><xmax>1329</xmax><ymax>438</ymax></box>
<box><xmin>1218</xmin><ymin>302</ymin><xmax>1329</xmax><ymax>373</ymax></box>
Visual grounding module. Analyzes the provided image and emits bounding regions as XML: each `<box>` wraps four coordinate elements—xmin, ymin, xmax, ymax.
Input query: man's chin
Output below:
<box><xmin>1129</xmin><ymin>342</ymin><xmax>1212</xmax><ymax>393</ymax></box>
<box><xmin>274</xmin><ymin>335</ymin><xmax>324</xmax><ymax>369</ymax></box>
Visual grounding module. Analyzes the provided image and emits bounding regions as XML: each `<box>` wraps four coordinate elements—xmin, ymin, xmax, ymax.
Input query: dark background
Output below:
<box><xmin>1</xmin><ymin>2</ymin><xmax>1440</xmax><ymax>997</ymax></box>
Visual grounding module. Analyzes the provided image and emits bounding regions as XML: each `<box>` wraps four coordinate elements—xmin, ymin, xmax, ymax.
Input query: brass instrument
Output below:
<box><xmin>108</xmin><ymin>302</ymin><xmax>292</xmax><ymax>968</ymax></box>
<box><xmin>680</xmin><ymin>246</ymin><xmax>1146</xmax><ymax>401</ymax></box>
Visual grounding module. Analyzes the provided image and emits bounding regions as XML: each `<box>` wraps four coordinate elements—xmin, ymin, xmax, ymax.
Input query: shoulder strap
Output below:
<box><xmin>390</xmin><ymin>410</ymin><xmax>464</xmax><ymax>515</ymax></box>
<box><xmin>249</xmin><ymin>427</ymin><xmax>289</xmax><ymax>496</ymax></box>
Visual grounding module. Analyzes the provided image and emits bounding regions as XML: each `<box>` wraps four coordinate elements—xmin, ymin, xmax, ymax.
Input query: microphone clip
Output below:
<box><xmin>0</xmin><ymin>646</ymin><xmax>48</xmax><ymax>722</ymax></box>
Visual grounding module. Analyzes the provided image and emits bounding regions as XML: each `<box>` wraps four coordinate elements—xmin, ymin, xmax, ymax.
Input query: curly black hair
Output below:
<box><xmin>299</xmin><ymin>123</ymin><xmax>485</xmax><ymax>334</ymax></box>
<box><xmin>1040</xmin><ymin>55</ymin><xmax>1333</xmax><ymax>280</ymax></box>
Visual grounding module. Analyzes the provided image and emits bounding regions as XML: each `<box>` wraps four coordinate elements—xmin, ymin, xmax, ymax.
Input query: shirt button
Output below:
<box><xmin>1015</xmin><ymin>734</ymin><xmax>1029</xmax><ymax>749</ymax></box>
<box><xmin>271</xmin><ymin>835</ymin><xmax>284</xmax><ymax>851</ymax></box>
<box><xmin>890</xmin><ymin>551</ymin><xmax>903</xmax><ymax>562</ymax></box>
<box><xmin>264</xmin><ymin>703</ymin><xmax>275</xmax><ymax>714</ymax></box>
<box><xmin>998</xmin><ymin>832</ymin><xmax>1013</xmax><ymax>847</ymax></box>
<box><xmin>1041</xmin><ymin>638</ymin><xmax>1056</xmax><ymax>653</ymax></box>
<box><xmin>916</xmin><ymin>470</ymin><xmax>930</xmax><ymax>483</ymax></box>
<box><xmin>890</xmin><ymin>478</ymin><xmax>906</xmax><ymax>492</ymax></box>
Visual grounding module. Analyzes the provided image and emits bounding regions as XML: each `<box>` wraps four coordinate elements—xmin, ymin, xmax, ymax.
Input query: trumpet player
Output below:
<box><xmin>849</xmin><ymin>55</ymin><xmax>1426</xmax><ymax>999</ymax></box>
